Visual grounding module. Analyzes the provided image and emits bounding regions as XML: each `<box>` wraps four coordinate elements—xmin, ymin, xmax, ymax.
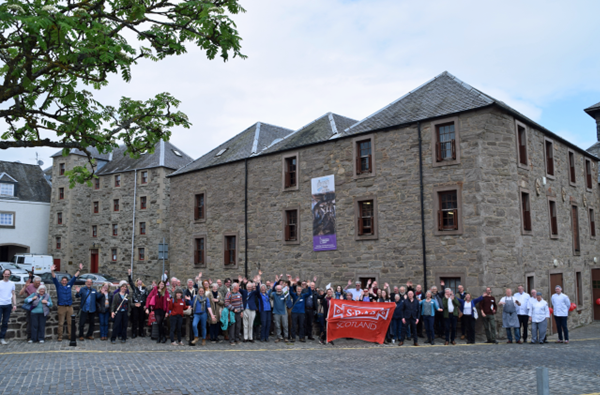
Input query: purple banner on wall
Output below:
<box><xmin>311</xmin><ymin>175</ymin><xmax>336</xmax><ymax>251</ymax></box>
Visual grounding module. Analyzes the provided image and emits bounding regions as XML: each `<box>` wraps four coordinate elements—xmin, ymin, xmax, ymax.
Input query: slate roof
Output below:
<box><xmin>171</xmin><ymin>122</ymin><xmax>293</xmax><ymax>176</ymax></box>
<box><xmin>0</xmin><ymin>161</ymin><xmax>51</xmax><ymax>203</ymax></box>
<box><xmin>345</xmin><ymin>71</ymin><xmax>494</xmax><ymax>135</ymax></box>
<box><xmin>584</xmin><ymin>100</ymin><xmax>600</xmax><ymax>114</ymax></box>
<box><xmin>261</xmin><ymin>113</ymin><xmax>358</xmax><ymax>155</ymax></box>
<box><xmin>96</xmin><ymin>140</ymin><xmax>193</xmax><ymax>175</ymax></box>
<box><xmin>51</xmin><ymin>146</ymin><xmax>111</xmax><ymax>161</ymax></box>
<box><xmin>51</xmin><ymin>141</ymin><xmax>192</xmax><ymax>175</ymax></box>
<box><xmin>345</xmin><ymin>71</ymin><xmax>598</xmax><ymax>160</ymax></box>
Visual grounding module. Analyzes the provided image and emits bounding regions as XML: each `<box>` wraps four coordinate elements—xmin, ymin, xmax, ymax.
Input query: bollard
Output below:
<box><xmin>69</xmin><ymin>314</ymin><xmax>77</xmax><ymax>347</ymax></box>
<box><xmin>536</xmin><ymin>367</ymin><xmax>549</xmax><ymax>395</ymax></box>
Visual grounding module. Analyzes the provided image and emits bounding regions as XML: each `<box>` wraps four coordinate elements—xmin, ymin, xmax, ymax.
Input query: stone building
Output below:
<box><xmin>0</xmin><ymin>161</ymin><xmax>51</xmax><ymax>261</ymax></box>
<box><xmin>48</xmin><ymin>141</ymin><xmax>192</xmax><ymax>281</ymax></box>
<box><xmin>168</xmin><ymin>72</ymin><xmax>600</xmax><ymax>333</ymax></box>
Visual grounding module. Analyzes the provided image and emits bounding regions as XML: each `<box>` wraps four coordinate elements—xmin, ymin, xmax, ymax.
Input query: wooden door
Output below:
<box><xmin>90</xmin><ymin>250</ymin><xmax>98</xmax><ymax>273</ymax></box>
<box><xmin>549</xmin><ymin>273</ymin><xmax>563</xmax><ymax>333</ymax></box>
<box><xmin>593</xmin><ymin>269</ymin><xmax>600</xmax><ymax>321</ymax></box>
<box><xmin>53</xmin><ymin>258</ymin><xmax>61</xmax><ymax>272</ymax></box>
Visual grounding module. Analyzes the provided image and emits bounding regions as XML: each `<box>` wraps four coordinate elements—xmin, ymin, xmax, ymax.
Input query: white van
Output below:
<box><xmin>11</xmin><ymin>254</ymin><xmax>53</xmax><ymax>274</ymax></box>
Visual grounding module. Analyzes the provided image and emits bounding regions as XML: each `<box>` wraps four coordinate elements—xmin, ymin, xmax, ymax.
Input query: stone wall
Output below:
<box><xmin>479</xmin><ymin>107</ymin><xmax>599</xmax><ymax>329</ymax></box>
<box><xmin>48</xmin><ymin>156</ymin><xmax>172</xmax><ymax>284</ymax></box>
<box><xmin>168</xmin><ymin>106</ymin><xmax>600</xmax><ymax>337</ymax></box>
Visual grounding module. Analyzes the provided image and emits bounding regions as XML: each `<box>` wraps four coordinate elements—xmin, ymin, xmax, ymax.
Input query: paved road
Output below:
<box><xmin>0</xmin><ymin>323</ymin><xmax>599</xmax><ymax>395</ymax></box>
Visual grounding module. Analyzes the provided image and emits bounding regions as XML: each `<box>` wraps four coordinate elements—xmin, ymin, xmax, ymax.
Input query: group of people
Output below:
<box><xmin>0</xmin><ymin>265</ymin><xmax>574</xmax><ymax>347</ymax></box>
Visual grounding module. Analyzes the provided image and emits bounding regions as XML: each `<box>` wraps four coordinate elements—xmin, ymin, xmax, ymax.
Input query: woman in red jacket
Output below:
<box><xmin>168</xmin><ymin>289</ymin><xmax>190</xmax><ymax>345</ymax></box>
<box><xmin>146</xmin><ymin>280</ymin><xmax>170</xmax><ymax>343</ymax></box>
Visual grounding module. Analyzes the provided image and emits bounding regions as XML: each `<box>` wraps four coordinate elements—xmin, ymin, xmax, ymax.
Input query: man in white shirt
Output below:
<box><xmin>513</xmin><ymin>285</ymin><xmax>530</xmax><ymax>343</ymax></box>
<box><xmin>344</xmin><ymin>280</ymin><xmax>363</xmax><ymax>301</ymax></box>
<box><xmin>550</xmin><ymin>285</ymin><xmax>571</xmax><ymax>344</ymax></box>
<box><xmin>528</xmin><ymin>292</ymin><xmax>549</xmax><ymax>344</ymax></box>
<box><xmin>0</xmin><ymin>269</ymin><xmax>17</xmax><ymax>345</ymax></box>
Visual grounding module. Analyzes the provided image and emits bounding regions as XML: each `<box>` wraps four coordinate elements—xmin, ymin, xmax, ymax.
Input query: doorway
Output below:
<box><xmin>53</xmin><ymin>259</ymin><xmax>61</xmax><ymax>272</ymax></box>
<box><xmin>549</xmin><ymin>273</ymin><xmax>563</xmax><ymax>333</ymax></box>
<box><xmin>90</xmin><ymin>249</ymin><xmax>98</xmax><ymax>273</ymax></box>
<box><xmin>359</xmin><ymin>277</ymin><xmax>376</xmax><ymax>289</ymax></box>
<box><xmin>593</xmin><ymin>269</ymin><xmax>600</xmax><ymax>321</ymax></box>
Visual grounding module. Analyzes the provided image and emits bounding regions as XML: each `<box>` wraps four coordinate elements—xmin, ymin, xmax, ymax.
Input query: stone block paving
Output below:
<box><xmin>0</xmin><ymin>323</ymin><xmax>598</xmax><ymax>395</ymax></box>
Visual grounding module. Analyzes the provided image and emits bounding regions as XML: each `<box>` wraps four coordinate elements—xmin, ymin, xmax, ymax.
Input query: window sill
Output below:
<box><xmin>355</xmin><ymin>234</ymin><xmax>378</xmax><ymax>241</ymax></box>
<box><xmin>586</xmin><ymin>188</ymin><xmax>593</xmax><ymax>193</ymax></box>
<box><xmin>194</xmin><ymin>219</ymin><xmax>206</xmax><ymax>224</ymax></box>
<box><xmin>283</xmin><ymin>186</ymin><xmax>299</xmax><ymax>192</ymax></box>
<box><xmin>0</xmin><ymin>225</ymin><xmax>15</xmax><ymax>229</ymax></box>
<box><xmin>432</xmin><ymin>159</ymin><xmax>460</xmax><ymax>168</ymax></box>
<box><xmin>223</xmin><ymin>264</ymin><xmax>239</xmax><ymax>270</ymax></box>
<box><xmin>545</xmin><ymin>174</ymin><xmax>555</xmax><ymax>180</ymax></box>
<box><xmin>353</xmin><ymin>172</ymin><xmax>375</xmax><ymax>180</ymax></box>
<box><xmin>517</xmin><ymin>163</ymin><xmax>529</xmax><ymax>171</ymax></box>
<box><xmin>569</xmin><ymin>182</ymin><xmax>577</xmax><ymax>188</ymax></box>
<box><xmin>549</xmin><ymin>234</ymin><xmax>559</xmax><ymax>240</ymax></box>
<box><xmin>283</xmin><ymin>239</ymin><xmax>300</xmax><ymax>245</ymax></box>
<box><xmin>521</xmin><ymin>229</ymin><xmax>533</xmax><ymax>236</ymax></box>
<box><xmin>433</xmin><ymin>229</ymin><xmax>463</xmax><ymax>236</ymax></box>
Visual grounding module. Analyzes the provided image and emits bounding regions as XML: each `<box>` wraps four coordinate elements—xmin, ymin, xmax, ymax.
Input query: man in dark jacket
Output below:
<box><xmin>76</xmin><ymin>279</ymin><xmax>99</xmax><ymax>340</ymax></box>
<box><xmin>400</xmin><ymin>291</ymin><xmax>420</xmax><ymax>346</ymax></box>
<box><xmin>127</xmin><ymin>269</ymin><xmax>148</xmax><ymax>338</ymax></box>
<box><xmin>304</xmin><ymin>278</ymin><xmax>319</xmax><ymax>341</ymax></box>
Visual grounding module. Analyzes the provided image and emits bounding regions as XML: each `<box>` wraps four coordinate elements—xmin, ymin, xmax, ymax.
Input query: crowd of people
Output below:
<box><xmin>0</xmin><ymin>265</ymin><xmax>575</xmax><ymax>347</ymax></box>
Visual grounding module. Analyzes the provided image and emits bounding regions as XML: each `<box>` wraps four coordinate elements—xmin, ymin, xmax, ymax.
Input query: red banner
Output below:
<box><xmin>326</xmin><ymin>299</ymin><xmax>395</xmax><ymax>344</ymax></box>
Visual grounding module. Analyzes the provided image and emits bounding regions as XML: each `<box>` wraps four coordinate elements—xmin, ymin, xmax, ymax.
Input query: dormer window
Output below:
<box><xmin>0</xmin><ymin>183</ymin><xmax>14</xmax><ymax>196</ymax></box>
<box><xmin>216</xmin><ymin>148</ymin><xmax>228</xmax><ymax>157</ymax></box>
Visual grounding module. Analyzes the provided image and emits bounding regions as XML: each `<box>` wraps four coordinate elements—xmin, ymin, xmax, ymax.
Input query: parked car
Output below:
<box><xmin>8</xmin><ymin>273</ymin><xmax>29</xmax><ymax>285</ymax></box>
<box><xmin>0</xmin><ymin>262</ymin><xmax>29</xmax><ymax>275</ymax></box>
<box><xmin>7</xmin><ymin>271</ymin><xmax>72</xmax><ymax>285</ymax></box>
<box><xmin>11</xmin><ymin>254</ymin><xmax>53</xmax><ymax>274</ymax></box>
<box><xmin>77</xmin><ymin>273</ymin><xmax>119</xmax><ymax>286</ymax></box>
<box><xmin>39</xmin><ymin>272</ymin><xmax>73</xmax><ymax>285</ymax></box>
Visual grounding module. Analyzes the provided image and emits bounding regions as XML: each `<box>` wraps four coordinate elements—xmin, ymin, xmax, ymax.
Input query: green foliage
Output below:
<box><xmin>0</xmin><ymin>0</ymin><xmax>245</xmax><ymax>184</ymax></box>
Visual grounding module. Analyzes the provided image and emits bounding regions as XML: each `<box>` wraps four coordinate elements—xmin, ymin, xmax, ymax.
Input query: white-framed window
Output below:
<box><xmin>0</xmin><ymin>212</ymin><xmax>14</xmax><ymax>226</ymax></box>
<box><xmin>0</xmin><ymin>183</ymin><xmax>14</xmax><ymax>196</ymax></box>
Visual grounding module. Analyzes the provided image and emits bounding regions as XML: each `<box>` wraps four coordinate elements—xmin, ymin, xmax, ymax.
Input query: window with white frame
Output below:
<box><xmin>0</xmin><ymin>212</ymin><xmax>14</xmax><ymax>226</ymax></box>
<box><xmin>0</xmin><ymin>183</ymin><xmax>14</xmax><ymax>196</ymax></box>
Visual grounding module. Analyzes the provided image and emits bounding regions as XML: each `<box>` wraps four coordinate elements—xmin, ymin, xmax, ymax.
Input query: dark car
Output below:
<box><xmin>39</xmin><ymin>272</ymin><xmax>73</xmax><ymax>285</ymax></box>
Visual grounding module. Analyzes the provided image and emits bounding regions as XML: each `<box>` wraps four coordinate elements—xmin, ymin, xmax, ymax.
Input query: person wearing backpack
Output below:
<box><xmin>24</xmin><ymin>284</ymin><xmax>53</xmax><ymax>343</ymax></box>
<box><xmin>190</xmin><ymin>290</ymin><xmax>215</xmax><ymax>346</ymax></box>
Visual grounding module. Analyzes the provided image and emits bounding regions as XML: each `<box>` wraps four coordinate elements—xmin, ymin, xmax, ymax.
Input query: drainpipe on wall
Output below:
<box><xmin>417</xmin><ymin>122</ymin><xmax>428</xmax><ymax>290</ymax></box>
<box><xmin>130</xmin><ymin>169</ymin><xmax>137</xmax><ymax>274</ymax></box>
<box><xmin>244</xmin><ymin>158</ymin><xmax>249</xmax><ymax>278</ymax></box>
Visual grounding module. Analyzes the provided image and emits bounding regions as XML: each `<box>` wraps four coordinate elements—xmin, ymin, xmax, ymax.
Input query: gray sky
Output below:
<box><xmin>2</xmin><ymin>0</ymin><xmax>600</xmax><ymax>168</ymax></box>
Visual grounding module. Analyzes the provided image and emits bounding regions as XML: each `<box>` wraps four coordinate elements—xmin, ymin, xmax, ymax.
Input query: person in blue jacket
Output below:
<box><xmin>289</xmin><ymin>282</ymin><xmax>311</xmax><ymax>342</ymax></box>
<box><xmin>419</xmin><ymin>290</ymin><xmax>443</xmax><ymax>345</ymax></box>
<box><xmin>51</xmin><ymin>263</ymin><xmax>82</xmax><ymax>342</ymax></box>
<box><xmin>269</xmin><ymin>283</ymin><xmax>292</xmax><ymax>343</ymax></box>
<box><xmin>75</xmin><ymin>279</ymin><xmax>100</xmax><ymax>340</ymax></box>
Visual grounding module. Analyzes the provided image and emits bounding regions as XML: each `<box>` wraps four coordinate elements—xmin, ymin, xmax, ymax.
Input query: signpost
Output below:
<box><xmin>158</xmin><ymin>238</ymin><xmax>168</xmax><ymax>278</ymax></box>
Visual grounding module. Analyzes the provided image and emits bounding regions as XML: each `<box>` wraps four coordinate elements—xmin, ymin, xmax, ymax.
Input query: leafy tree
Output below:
<box><xmin>0</xmin><ymin>0</ymin><xmax>245</xmax><ymax>185</ymax></box>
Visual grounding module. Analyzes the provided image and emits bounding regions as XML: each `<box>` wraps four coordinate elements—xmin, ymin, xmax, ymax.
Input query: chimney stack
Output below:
<box><xmin>584</xmin><ymin>101</ymin><xmax>600</xmax><ymax>142</ymax></box>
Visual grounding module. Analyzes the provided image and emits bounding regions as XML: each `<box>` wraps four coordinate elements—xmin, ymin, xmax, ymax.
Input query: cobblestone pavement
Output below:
<box><xmin>0</xmin><ymin>323</ymin><xmax>599</xmax><ymax>395</ymax></box>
